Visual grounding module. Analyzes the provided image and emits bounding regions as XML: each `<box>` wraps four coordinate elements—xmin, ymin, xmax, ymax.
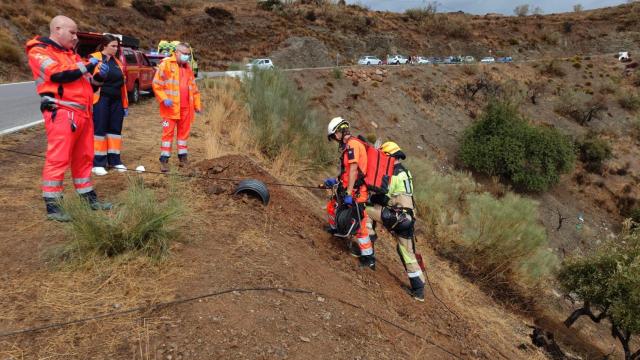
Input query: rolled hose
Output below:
<box><xmin>234</xmin><ymin>179</ymin><xmax>270</xmax><ymax>205</ymax></box>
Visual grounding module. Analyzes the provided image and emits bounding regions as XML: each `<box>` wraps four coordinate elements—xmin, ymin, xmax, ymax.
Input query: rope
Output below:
<box><xmin>0</xmin><ymin>146</ymin><xmax>465</xmax><ymax>357</ymax></box>
<box><xmin>0</xmin><ymin>147</ymin><xmax>320</xmax><ymax>189</ymax></box>
<box><xmin>0</xmin><ymin>286</ymin><xmax>462</xmax><ymax>359</ymax></box>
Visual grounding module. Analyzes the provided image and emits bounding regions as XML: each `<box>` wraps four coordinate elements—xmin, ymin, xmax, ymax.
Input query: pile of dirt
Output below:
<box><xmin>270</xmin><ymin>36</ymin><xmax>333</xmax><ymax>69</ymax></box>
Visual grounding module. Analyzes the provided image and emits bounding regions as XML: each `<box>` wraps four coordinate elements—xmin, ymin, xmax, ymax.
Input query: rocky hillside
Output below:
<box><xmin>1</xmin><ymin>0</ymin><xmax>640</xmax><ymax>81</ymax></box>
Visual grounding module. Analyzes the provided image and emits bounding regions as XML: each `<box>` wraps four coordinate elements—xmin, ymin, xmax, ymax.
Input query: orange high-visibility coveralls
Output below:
<box><xmin>152</xmin><ymin>54</ymin><xmax>201</xmax><ymax>161</ymax></box>
<box><xmin>26</xmin><ymin>36</ymin><xmax>96</xmax><ymax>199</ymax></box>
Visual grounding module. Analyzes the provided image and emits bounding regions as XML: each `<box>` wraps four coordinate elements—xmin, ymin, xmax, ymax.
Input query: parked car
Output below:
<box><xmin>246</xmin><ymin>58</ymin><xmax>274</xmax><ymax>70</ymax></box>
<box><xmin>387</xmin><ymin>55</ymin><xmax>409</xmax><ymax>65</ymax></box>
<box><xmin>76</xmin><ymin>31</ymin><xmax>156</xmax><ymax>104</ymax></box>
<box><xmin>358</xmin><ymin>56</ymin><xmax>383</xmax><ymax>65</ymax></box>
<box><xmin>450</xmin><ymin>56</ymin><xmax>463</xmax><ymax>64</ymax></box>
<box><xmin>497</xmin><ymin>56</ymin><xmax>513</xmax><ymax>63</ymax></box>
<box><xmin>480</xmin><ymin>57</ymin><xmax>496</xmax><ymax>64</ymax></box>
<box><xmin>413</xmin><ymin>56</ymin><xmax>431</xmax><ymax>64</ymax></box>
<box><xmin>463</xmin><ymin>56</ymin><xmax>476</xmax><ymax>63</ymax></box>
<box><xmin>430</xmin><ymin>57</ymin><xmax>443</xmax><ymax>64</ymax></box>
<box><xmin>146</xmin><ymin>52</ymin><xmax>167</xmax><ymax>67</ymax></box>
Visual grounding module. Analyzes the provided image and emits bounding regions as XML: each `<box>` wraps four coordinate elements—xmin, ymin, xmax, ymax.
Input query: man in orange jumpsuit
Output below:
<box><xmin>26</xmin><ymin>15</ymin><xmax>111</xmax><ymax>221</ymax></box>
<box><xmin>324</xmin><ymin>117</ymin><xmax>376</xmax><ymax>270</ymax></box>
<box><xmin>152</xmin><ymin>42</ymin><xmax>201</xmax><ymax>172</ymax></box>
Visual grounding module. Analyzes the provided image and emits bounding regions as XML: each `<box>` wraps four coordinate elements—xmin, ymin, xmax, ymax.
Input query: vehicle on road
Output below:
<box><xmin>497</xmin><ymin>56</ymin><xmax>513</xmax><ymax>63</ymax></box>
<box><xmin>387</xmin><ymin>55</ymin><xmax>409</xmax><ymax>65</ymax></box>
<box><xmin>450</xmin><ymin>56</ymin><xmax>463</xmax><ymax>64</ymax></box>
<box><xmin>412</xmin><ymin>56</ymin><xmax>431</xmax><ymax>64</ymax></box>
<box><xmin>358</xmin><ymin>56</ymin><xmax>383</xmax><ymax>65</ymax></box>
<box><xmin>463</xmin><ymin>56</ymin><xmax>476</xmax><ymax>63</ymax></box>
<box><xmin>146</xmin><ymin>52</ymin><xmax>167</xmax><ymax>67</ymax></box>
<box><xmin>76</xmin><ymin>31</ymin><xmax>156</xmax><ymax>104</ymax></box>
<box><xmin>480</xmin><ymin>57</ymin><xmax>496</xmax><ymax>64</ymax></box>
<box><xmin>246</xmin><ymin>58</ymin><xmax>275</xmax><ymax>70</ymax></box>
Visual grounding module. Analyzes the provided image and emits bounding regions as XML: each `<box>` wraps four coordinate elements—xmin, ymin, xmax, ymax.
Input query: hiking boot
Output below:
<box><xmin>178</xmin><ymin>154</ymin><xmax>189</xmax><ymax>167</ymax></box>
<box><xmin>45</xmin><ymin>198</ymin><xmax>71</xmax><ymax>222</ymax></box>
<box><xmin>160</xmin><ymin>160</ymin><xmax>170</xmax><ymax>173</ymax></box>
<box><xmin>349</xmin><ymin>242</ymin><xmax>361</xmax><ymax>257</ymax></box>
<box><xmin>81</xmin><ymin>190</ymin><xmax>113</xmax><ymax>210</ymax></box>
<box><xmin>411</xmin><ymin>287</ymin><xmax>425</xmax><ymax>302</ymax></box>
<box><xmin>359</xmin><ymin>254</ymin><xmax>376</xmax><ymax>270</ymax></box>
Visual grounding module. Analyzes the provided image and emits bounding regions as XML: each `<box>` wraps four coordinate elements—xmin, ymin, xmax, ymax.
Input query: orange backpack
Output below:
<box><xmin>353</xmin><ymin>136</ymin><xmax>395</xmax><ymax>194</ymax></box>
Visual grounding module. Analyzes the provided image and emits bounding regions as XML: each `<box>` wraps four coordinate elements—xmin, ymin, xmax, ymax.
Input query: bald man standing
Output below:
<box><xmin>26</xmin><ymin>15</ymin><xmax>111</xmax><ymax>221</ymax></box>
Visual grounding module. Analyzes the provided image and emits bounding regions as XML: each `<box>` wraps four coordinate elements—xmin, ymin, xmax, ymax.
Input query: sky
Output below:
<box><xmin>347</xmin><ymin>0</ymin><xmax>629</xmax><ymax>15</ymax></box>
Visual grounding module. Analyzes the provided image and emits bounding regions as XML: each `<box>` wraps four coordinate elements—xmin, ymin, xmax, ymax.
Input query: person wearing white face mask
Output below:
<box><xmin>152</xmin><ymin>42</ymin><xmax>202</xmax><ymax>172</ymax></box>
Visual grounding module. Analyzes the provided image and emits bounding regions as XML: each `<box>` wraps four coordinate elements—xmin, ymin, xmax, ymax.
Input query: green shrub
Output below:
<box><xmin>558</xmin><ymin>224</ymin><xmax>640</xmax><ymax>359</ymax></box>
<box><xmin>331</xmin><ymin>67</ymin><xmax>343</xmax><ymax>79</ymax></box>
<box><xmin>540</xmin><ymin>59</ymin><xmax>566</xmax><ymax>77</ymax></box>
<box><xmin>257</xmin><ymin>0</ymin><xmax>282</xmax><ymax>11</ymax></box>
<box><xmin>408</xmin><ymin>158</ymin><xmax>478</xmax><ymax>233</ymax></box>
<box><xmin>460</xmin><ymin>100</ymin><xmax>575</xmax><ymax>192</ymax></box>
<box><xmin>618</xmin><ymin>93</ymin><xmax>640</xmax><ymax>111</ymax></box>
<box><xmin>461</xmin><ymin>193</ymin><xmax>557</xmax><ymax>286</ymax></box>
<box><xmin>242</xmin><ymin>69</ymin><xmax>332</xmax><ymax>165</ymax></box>
<box><xmin>56</xmin><ymin>177</ymin><xmax>184</xmax><ymax>262</ymax></box>
<box><xmin>577</xmin><ymin>135</ymin><xmax>612</xmax><ymax>173</ymax></box>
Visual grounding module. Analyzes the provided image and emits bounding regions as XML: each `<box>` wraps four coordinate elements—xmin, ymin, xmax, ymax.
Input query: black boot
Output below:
<box><xmin>81</xmin><ymin>190</ymin><xmax>112</xmax><ymax>210</ymax></box>
<box><xmin>159</xmin><ymin>157</ymin><xmax>170</xmax><ymax>173</ymax></box>
<box><xmin>178</xmin><ymin>154</ymin><xmax>189</xmax><ymax>167</ymax></box>
<box><xmin>44</xmin><ymin>197</ymin><xmax>71</xmax><ymax>222</ymax></box>
<box><xmin>409</xmin><ymin>277</ymin><xmax>425</xmax><ymax>302</ymax></box>
<box><xmin>359</xmin><ymin>254</ymin><xmax>376</xmax><ymax>270</ymax></box>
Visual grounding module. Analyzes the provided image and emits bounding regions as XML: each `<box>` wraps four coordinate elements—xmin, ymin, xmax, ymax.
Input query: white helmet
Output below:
<box><xmin>327</xmin><ymin>116</ymin><xmax>349</xmax><ymax>140</ymax></box>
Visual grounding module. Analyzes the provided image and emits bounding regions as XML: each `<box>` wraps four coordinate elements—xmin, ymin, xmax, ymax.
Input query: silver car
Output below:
<box><xmin>358</xmin><ymin>56</ymin><xmax>383</xmax><ymax>65</ymax></box>
<box><xmin>246</xmin><ymin>58</ymin><xmax>274</xmax><ymax>70</ymax></box>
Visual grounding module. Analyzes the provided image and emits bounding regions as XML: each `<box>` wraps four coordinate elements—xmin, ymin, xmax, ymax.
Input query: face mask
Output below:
<box><xmin>179</xmin><ymin>54</ymin><xmax>191</xmax><ymax>62</ymax></box>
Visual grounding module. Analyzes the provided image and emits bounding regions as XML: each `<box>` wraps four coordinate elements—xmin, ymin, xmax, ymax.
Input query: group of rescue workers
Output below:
<box><xmin>25</xmin><ymin>15</ymin><xmax>201</xmax><ymax>221</ymax></box>
<box><xmin>25</xmin><ymin>15</ymin><xmax>424</xmax><ymax>302</ymax></box>
<box><xmin>324</xmin><ymin>117</ymin><xmax>425</xmax><ymax>302</ymax></box>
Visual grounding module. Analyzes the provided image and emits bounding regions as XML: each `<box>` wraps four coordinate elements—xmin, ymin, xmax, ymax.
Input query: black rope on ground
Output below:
<box><xmin>0</xmin><ymin>286</ymin><xmax>462</xmax><ymax>359</ymax></box>
<box><xmin>0</xmin><ymin>147</ymin><xmax>320</xmax><ymax>189</ymax></box>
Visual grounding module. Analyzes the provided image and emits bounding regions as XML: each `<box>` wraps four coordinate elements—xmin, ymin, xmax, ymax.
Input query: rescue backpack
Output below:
<box><xmin>353</xmin><ymin>136</ymin><xmax>395</xmax><ymax>194</ymax></box>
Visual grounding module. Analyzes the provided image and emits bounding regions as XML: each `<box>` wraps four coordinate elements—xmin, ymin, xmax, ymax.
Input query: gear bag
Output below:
<box><xmin>351</xmin><ymin>136</ymin><xmax>395</xmax><ymax>194</ymax></box>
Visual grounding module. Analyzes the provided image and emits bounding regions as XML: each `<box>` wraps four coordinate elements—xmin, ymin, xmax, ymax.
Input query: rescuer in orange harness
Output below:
<box><xmin>324</xmin><ymin>117</ymin><xmax>376</xmax><ymax>270</ymax></box>
<box><xmin>26</xmin><ymin>15</ymin><xmax>112</xmax><ymax>221</ymax></box>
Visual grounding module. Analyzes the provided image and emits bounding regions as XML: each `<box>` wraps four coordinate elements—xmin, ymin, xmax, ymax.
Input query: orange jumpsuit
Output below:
<box><xmin>26</xmin><ymin>36</ymin><xmax>96</xmax><ymax>199</ymax></box>
<box><xmin>152</xmin><ymin>54</ymin><xmax>201</xmax><ymax>161</ymax></box>
<box><xmin>326</xmin><ymin>136</ymin><xmax>373</xmax><ymax>256</ymax></box>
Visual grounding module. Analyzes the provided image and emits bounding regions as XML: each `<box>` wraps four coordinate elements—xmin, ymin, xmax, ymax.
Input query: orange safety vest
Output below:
<box><xmin>152</xmin><ymin>54</ymin><xmax>201</xmax><ymax>119</ymax></box>
<box><xmin>89</xmin><ymin>51</ymin><xmax>129</xmax><ymax>109</ymax></box>
<box><xmin>25</xmin><ymin>36</ymin><xmax>94</xmax><ymax>115</ymax></box>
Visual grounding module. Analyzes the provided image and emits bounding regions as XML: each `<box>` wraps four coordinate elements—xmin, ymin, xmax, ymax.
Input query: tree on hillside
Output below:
<box><xmin>558</xmin><ymin>222</ymin><xmax>640</xmax><ymax>360</ymax></box>
<box><xmin>514</xmin><ymin>4</ymin><xmax>530</xmax><ymax>16</ymax></box>
<box><xmin>532</xmin><ymin>6</ymin><xmax>543</xmax><ymax>15</ymax></box>
<box><xmin>573</xmin><ymin>4</ymin><xmax>584</xmax><ymax>12</ymax></box>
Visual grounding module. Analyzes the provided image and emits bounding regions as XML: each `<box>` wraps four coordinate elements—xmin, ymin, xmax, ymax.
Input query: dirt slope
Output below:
<box><xmin>1</xmin><ymin>0</ymin><xmax>640</xmax><ymax>81</ymax></box>
<box><xmin>0</xmin><ymin>97</ymin><xmax>550</xmax><ymax>359</ymax></box>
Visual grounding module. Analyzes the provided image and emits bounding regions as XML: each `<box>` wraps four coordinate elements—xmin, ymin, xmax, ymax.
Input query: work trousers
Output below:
<box><xmin>160</xmin><ymin>106</ymin><xmax>193</xmax><ymax>161</ymax></box>
<box><xmin>93</xmin><ymin>95</ymin><xmax>124</xmax><ymax>167</ymax></box>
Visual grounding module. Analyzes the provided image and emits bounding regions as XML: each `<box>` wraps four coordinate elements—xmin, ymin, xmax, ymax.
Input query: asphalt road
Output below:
<box><xmin>0</xmin><ymin>81</ymin><xmax>43</xmax><ymax>136</ymax></box>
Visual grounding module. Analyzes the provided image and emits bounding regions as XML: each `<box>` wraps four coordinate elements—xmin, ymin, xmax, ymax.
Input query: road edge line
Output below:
<box><xmin>0</xmin><ymin>119</ymin><xmax>44</xmax><ymax>136</ymax></box>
